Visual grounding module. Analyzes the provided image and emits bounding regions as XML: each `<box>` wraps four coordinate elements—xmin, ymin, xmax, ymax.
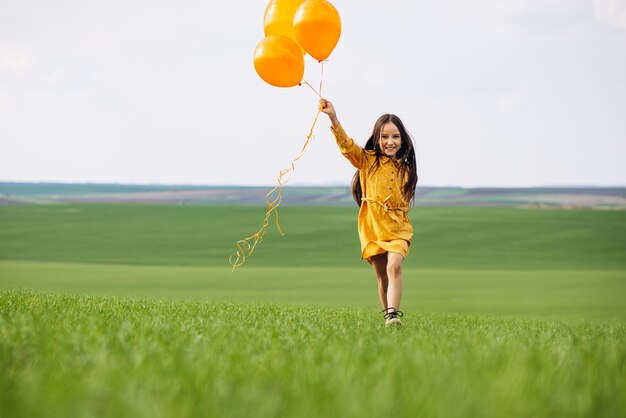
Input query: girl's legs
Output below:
<box><xmin>370</xmin><ymin>251</ymin><xmax>404</xmax><ymax>311</ymax></box>
<box><xmin>370</xmin><ymin>253</ymin><xmax>389</xmax><ymax>310</ymax></box>
<box><xmin>386</xmin><ymin>252</ymin><xmax>404</xmax><ymax>311</ymax></box>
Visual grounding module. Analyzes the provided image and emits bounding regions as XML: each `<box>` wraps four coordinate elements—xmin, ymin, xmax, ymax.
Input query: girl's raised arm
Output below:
<box><xmin>320</xmin><ymin>99</ymin><xmax>340</xmax><ymax>128</ymax></box>
<box><xmin>320</xmin><ymin>98</ymin><xmax>367</xmax><ymax>169</ymax></box>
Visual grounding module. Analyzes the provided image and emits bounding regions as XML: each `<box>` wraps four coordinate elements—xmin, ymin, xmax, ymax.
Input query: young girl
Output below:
<box><xmin>320</xmin><ymin>99</ymin><xmax>418</xmax><ymax>326</ymax></box>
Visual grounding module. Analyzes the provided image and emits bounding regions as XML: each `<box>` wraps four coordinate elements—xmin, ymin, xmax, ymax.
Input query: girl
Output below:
<box><xmin>320</xmin><ymin>99</ymin><xmax>418</xmax><ymax>327</ymax></box>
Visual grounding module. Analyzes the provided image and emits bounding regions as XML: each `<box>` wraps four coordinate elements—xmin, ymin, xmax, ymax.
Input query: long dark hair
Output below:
<box><xmin>351</xmin><ymin>114</ymin><xmax>418</xmax><ymax>205</ymax></box>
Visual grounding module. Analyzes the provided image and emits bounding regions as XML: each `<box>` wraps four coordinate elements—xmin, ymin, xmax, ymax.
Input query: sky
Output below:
<box><xmin>1</xmin><ymin>0</ymin><xmax>625</xmax><ymax>188</ymax></box>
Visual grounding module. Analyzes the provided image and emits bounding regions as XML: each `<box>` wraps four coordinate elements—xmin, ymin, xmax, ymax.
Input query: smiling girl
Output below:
<box><xmin>320</xmin><ymin>99</ymin><xmax>418</xmax><ymax>327</ymax></box>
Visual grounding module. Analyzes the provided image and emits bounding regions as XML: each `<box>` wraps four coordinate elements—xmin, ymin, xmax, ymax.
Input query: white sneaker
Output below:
<box><xmin>382</xmin><ymin>308</ymin><xmax>403</xmax><ymax>327</ymax></box>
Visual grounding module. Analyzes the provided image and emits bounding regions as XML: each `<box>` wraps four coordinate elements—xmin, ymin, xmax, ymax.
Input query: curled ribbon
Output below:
<box><xmin>229</xmin><ymin>64</ymin><xmax>325</xmax><ymax>271</ymax></box>
<box><xmin>228</xmin><ymin>107</ymin><xmax>322</xmax><ymax>271</ymax></box>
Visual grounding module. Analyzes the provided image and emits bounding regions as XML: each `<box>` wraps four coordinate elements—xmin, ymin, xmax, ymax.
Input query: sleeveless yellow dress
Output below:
<box><xmin>332</xmin><ymin>124</ymin><xmax>414</xmax><ymax>262</ymax></box>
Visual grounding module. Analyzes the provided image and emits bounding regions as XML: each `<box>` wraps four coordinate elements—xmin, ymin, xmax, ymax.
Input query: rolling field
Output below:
<box><xmin>1</xmin><ymin>204</ymin><xmax>625</xmax><ymax>417</ymax></box>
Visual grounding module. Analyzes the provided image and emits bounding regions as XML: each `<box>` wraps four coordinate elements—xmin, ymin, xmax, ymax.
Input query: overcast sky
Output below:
<box><xmin>1</xmin><ymin>0</ymin><xmax>625</xmax><ymax>187</ymax></box>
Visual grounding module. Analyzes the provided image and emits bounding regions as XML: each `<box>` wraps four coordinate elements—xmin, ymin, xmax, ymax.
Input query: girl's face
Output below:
<box><xmin>378</xmin><ymin>122</ymin><xmax>402</xmax><ymax>158</ymax></box>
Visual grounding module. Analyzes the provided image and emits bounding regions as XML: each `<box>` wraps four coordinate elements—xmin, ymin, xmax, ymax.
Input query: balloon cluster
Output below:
<box><xmin>254</xmin><ymin>0</ymin><xmax>341</xmax><ymax>88</ymax></box>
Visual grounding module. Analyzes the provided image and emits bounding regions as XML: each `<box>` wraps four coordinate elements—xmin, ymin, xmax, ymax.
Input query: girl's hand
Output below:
<box><xmin>319</xmin><ymin>99</ymin><xmax>340</xmax><ymax>128</ymax></box>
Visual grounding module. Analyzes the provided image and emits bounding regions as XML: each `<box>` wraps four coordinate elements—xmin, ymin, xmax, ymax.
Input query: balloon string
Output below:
<box><xmin>300</xmin><ymin>80</ymin><xmax>321</xmax><ymax>97</ymax></box>
<box><xmin>301</xmin><ymin>60</ymin><xmax>326</xmax><ymax>98</ymax></box>
<box><xmin>229</xmin><ymin>105</ymin><xmax>324</xmax><ymax>271</ymax></box>
<box><xmin>229</xmin><ymin>61</ymin><xmax>326</xmax><ymax>271</ymax></box>
<box><xmin>319</xmin><ymin>60</ymin><xmax>324</xmax><ymax>98</ymax></box>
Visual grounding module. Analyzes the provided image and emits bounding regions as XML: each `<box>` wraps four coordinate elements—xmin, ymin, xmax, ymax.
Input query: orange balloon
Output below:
<box><xmin>264</xmin><ymin>0</ymin><xmax>305</xmax><ymax>48</ymax></box>
<box><xmin>293</xmin><ymin>0</ymin><xmax>341</xmax><ymax>62</ymax></box>
<box><xmin>253</xmin><ymin>35</ymin><xmax>304</xmax><ymax>88</ymax></box>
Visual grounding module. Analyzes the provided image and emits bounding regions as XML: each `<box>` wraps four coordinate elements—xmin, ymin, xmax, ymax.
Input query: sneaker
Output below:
<box><xmin>382</xmin><ymin>307</ymin><xmax>403</xmax><ymax>327</ymax></box>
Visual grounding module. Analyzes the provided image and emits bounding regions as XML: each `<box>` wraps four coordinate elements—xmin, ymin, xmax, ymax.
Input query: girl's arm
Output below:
<box><xmin>320</xmin><ymin>99</ymin><xmax>367</xmax><ymax>169</ymax></box>
<box><xmin>320</xmin><ymin>99</ymin><xmax>340</xmax><ymax>128</ymax></box>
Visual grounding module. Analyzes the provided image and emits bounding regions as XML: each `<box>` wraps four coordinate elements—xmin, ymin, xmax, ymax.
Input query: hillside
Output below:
<box><xmin>1</xmin><ymin>182</ymin><xmax>625</xmax><ymax>209</ymax></box>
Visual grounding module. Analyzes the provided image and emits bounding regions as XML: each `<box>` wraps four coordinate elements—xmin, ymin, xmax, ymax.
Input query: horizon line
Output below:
<box><xmin>1</xmin><ymin>180</ymin><xmax>626</xmax><ymax>189</ymax></box>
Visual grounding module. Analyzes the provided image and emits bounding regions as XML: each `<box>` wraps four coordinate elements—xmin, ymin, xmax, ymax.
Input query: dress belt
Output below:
<box><xmin>361</xmin><ymin>195</ymin><xmax>408</xmax><ymax>213</ymax></box>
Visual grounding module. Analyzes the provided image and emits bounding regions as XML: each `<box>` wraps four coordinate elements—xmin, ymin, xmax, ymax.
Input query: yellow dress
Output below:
<box><xmin>332</xmin><ymin>124</ymin><xmax>414</xmax><ymax>262</ymax></box>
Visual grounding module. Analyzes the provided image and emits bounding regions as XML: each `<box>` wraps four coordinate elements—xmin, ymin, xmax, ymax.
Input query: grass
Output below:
<box><xmin>0</xmin><ymin>204</ymin><xmax>625</xmax><ymax>417</ymax></box>
<box><xmin>1</xmin><ymin>261</ymin><xmax>624</xmax><ymax>323</ymax></box>
<box><xmin>1</xmin><ymin>205</ymin><xmax>624</xmax><ymax>270</ymax></box>
<box><xmin>1</xmin><ymin>204</ymin><xmax>624</xmax><ymax>322</ymax></box>
<box><xmin>1</xmin><ymin>290</ymin><xmax>625</xmax><ymax>418</ymax></box>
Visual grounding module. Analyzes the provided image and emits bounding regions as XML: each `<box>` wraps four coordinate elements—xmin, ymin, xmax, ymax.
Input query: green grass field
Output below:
<box><xmin>1</xmin><ymin>204</ymin><xmax>625</xmax><ymax>417</ymax></box>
